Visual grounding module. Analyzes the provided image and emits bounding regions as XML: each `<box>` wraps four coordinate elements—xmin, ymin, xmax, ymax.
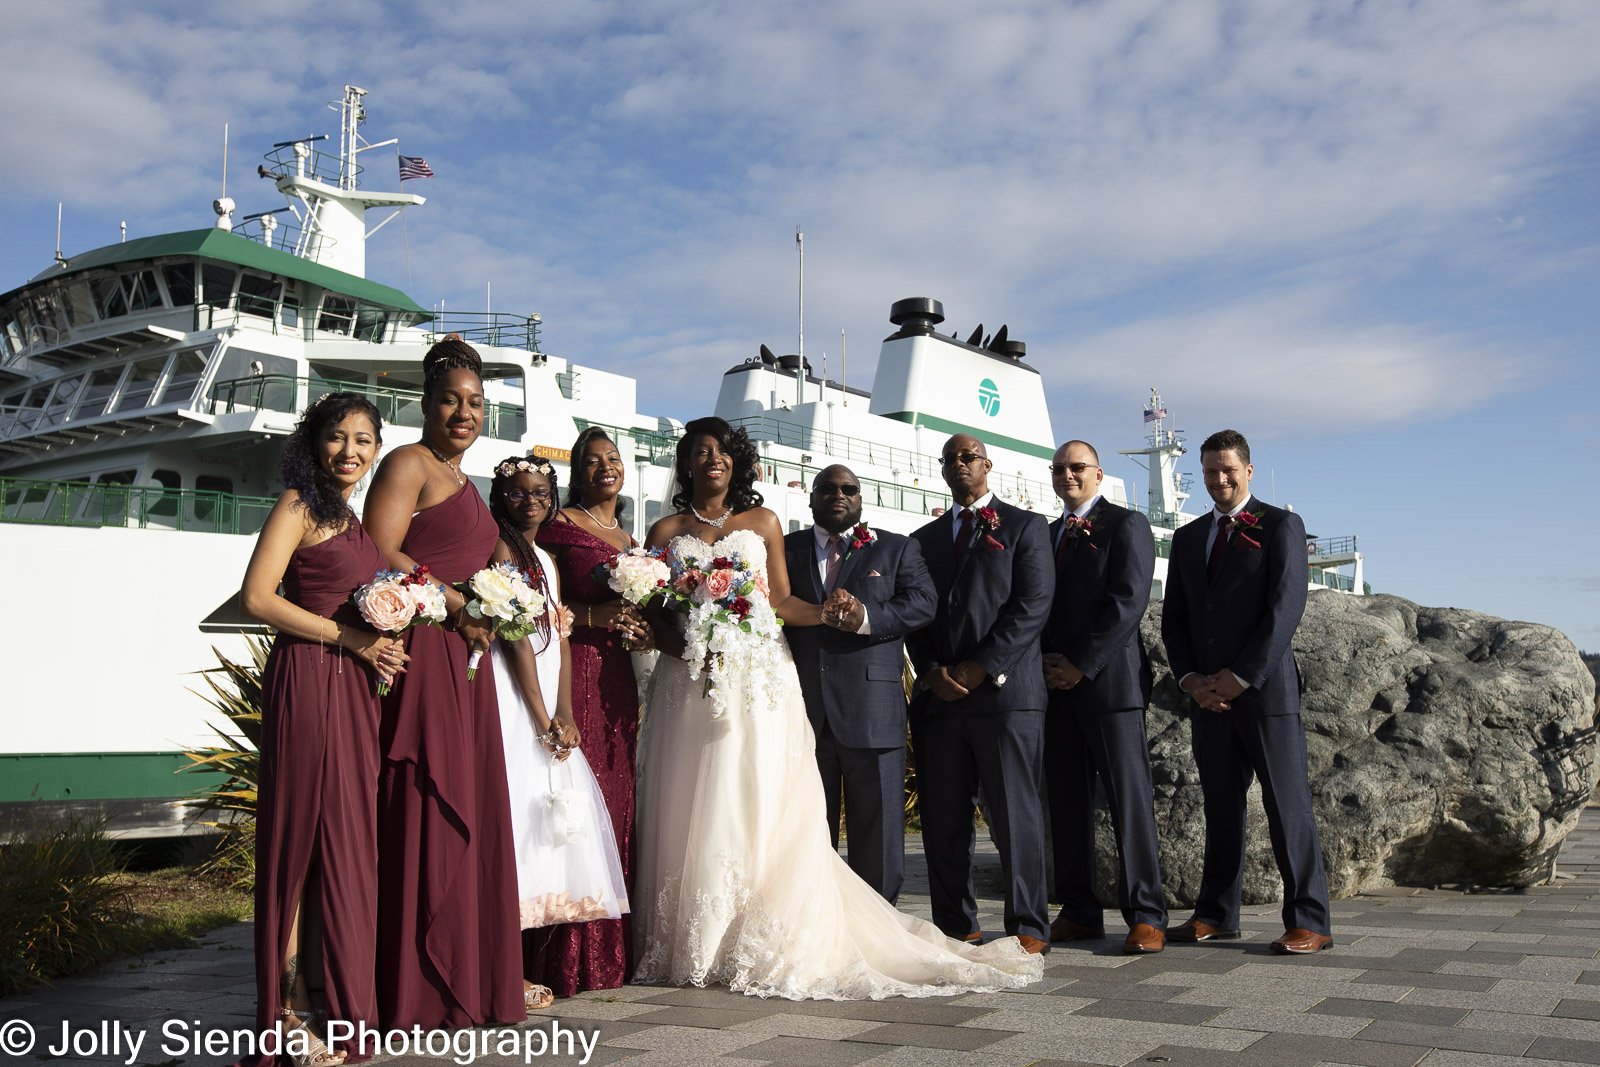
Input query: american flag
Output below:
<box><xmin>1143</xmin><ymin>406</ymin><xmax>1168</xmax><ymax>422</ymax></box>
<box><xmin>398</xmin><ymin>155</ymin><xmax>435</xmax><ymax>181</ymax></box>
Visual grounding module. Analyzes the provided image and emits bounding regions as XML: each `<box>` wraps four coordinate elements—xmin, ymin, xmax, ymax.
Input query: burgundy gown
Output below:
<box><xmin>530</xmin><ymin>516</ymin><xmax>639</xmax><ymax>993</ymax></box>
<box><xmin>376</xmin><ymin>482</ymin><xmax>523</xmax><ymax>1029</ymax></box>
<box><xmin>245</xmin><ymin>519</ymin><xmax>383</xmax><ymax>1067</ymax></box>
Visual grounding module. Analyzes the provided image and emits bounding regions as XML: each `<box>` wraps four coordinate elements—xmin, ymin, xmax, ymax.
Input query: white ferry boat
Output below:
<box><xmin>0</xmin><ymin>87</ymin><xmax>1365</xmax><ymax>836</ymax></box>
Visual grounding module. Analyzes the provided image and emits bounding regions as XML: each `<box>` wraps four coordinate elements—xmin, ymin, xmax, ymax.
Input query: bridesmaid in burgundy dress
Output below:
<box><xmin>363</xmin><ymin>338</ymin><xmax>531</xmax><ymax>1028</ymax></box>
<box><xmin>532</xmin><ymin>426</ymin><xmax>652</xmax><ymax>993</ymax></box>
<box><xmin>239</xmin><ymin>392</ymin><xmax>408</xmax><ymax>1067</ymax></box>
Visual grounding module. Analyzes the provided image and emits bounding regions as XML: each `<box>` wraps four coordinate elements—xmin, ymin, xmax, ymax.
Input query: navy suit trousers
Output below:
<box><xmin>1045</xmin><ymin>700</ymin><xmax>1167</xmax><ymax>929</ymax></box>
<box><xmin>911</xmin><ymin>707</ymin><xmax>1049</xmax><ymax>941</ymax></box>
<box><xmin>814</xmin><ymin>715</ymin><xmax>906</xmax><ymax>902</ymax></box>
<box><xmin>1189</xmin><ymin>710</ymin><xmax>1332</xmax><ymax>934</ymax></box>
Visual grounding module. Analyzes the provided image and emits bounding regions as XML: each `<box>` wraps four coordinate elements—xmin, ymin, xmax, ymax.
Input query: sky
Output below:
<box><xmin>3</xmin><ymin>0</ymin><xmax>1598</xmax><ymax>646</ymax></box>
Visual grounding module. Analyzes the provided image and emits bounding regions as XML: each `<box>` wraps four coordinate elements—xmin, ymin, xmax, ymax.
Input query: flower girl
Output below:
<box><xmin>486</xmin><ymin>455</ymin><xmax>629</xmax><ymax>1009</ymax></box>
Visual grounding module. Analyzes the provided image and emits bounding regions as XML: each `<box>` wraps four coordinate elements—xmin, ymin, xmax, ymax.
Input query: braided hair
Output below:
<box><xmin>489</xmin><ymin>453</ymin><xmax>559</xmax><ymax>654</ymax></box>
<box><xmin>279</xmin><ymin>392</ymin><xmax>383</xmax><ymax>530</ymax></box>
<box><xmin>422</xmin><ymin>334</ymin><xmax>483</xmax><ymax>402</ymax></box>
<box><xmin>671</xmin><ymin>416</ymin><xmax>763</xmax><ymax>514</ymax></box>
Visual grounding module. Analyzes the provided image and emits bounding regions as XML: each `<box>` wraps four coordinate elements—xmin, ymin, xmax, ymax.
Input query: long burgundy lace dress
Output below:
<box><xmin>375</xmin><ymin>483</ymin><xmax>523</xmax><ymax>1029</ymax></box>
<box><xmin>531</xmin><ymin>516</ymin><xmax>640</xmax><ymax>993</ymax></box>
<box><xmin>246</xmin><ymin>519</ymin><xmax>383</xmax><ymax>1066</ymax></box>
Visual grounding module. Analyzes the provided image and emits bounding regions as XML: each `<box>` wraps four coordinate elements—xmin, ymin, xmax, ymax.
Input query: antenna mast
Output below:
<box><xmin>795</xmin><ymin>228</ymin><xmax>805</xmax><ymax>406</ymax></box>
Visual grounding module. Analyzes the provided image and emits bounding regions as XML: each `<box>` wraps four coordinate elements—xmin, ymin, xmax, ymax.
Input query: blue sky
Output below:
<box><xmin>4</xmin><ymin>1</ymin><xmax>1598</xmax><ymax>646</ymax></box>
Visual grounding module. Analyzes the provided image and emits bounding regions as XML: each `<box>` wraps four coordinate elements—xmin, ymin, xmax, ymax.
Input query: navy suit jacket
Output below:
<box><xmin>1161</xmin><ymin>496</ymin><xmax>1308</xmax><ymax>717</ymax></box>
<box><xmin>907</xmin><ymin>498</ymin><xmax>1053</xmax><ymax>715</ymax></box>
<box><xmin>783</xmin><ymin>528</ymin><xmax>937</xmax><ymax>749</ymax></box>
<box><xmin>1043</xmin><ymin>499</ymin><xmax>1155</xmax><ymax>714</ymax></box>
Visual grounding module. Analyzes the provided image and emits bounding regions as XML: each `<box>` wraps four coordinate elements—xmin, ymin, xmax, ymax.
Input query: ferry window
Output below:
<box><xmin>193</xmin><ymin>474</ymin><xmax>234</xmax><ymax>523</ymax></box>
<box><xmin>31</xmin><ymin>292</ymin><xmax>66</xmax><ymax>339</ymax></box>
<box><xmin>163</xmin><ymin>264</ymin><xmax>196</xmax><ymax>306</ymax></box>
<box><xmin>92</xmin><ymin>273</ymin><xmax>128</xmax><ymax>319</ymax></box>
<box><xmin>97</xmin><ymin>470</ymin><xmax>137</xmax><ymax>485</ymax></box>
<box><xmin>76</xmin><ymin>367</ymin><xmax>123</xmax><ymax>420</ymax></box>
<box><xmin>114</xmin><ymin>356</ymin><xmax>169</xmax><ymax>412</ymax></box>
<box><xmin>236</xmin><ymin>273</ymin><xmax>281</xmax><ymax>318</ymax></box>
<box><xmin>148</xmin><ymin>468</ymin><xmax>180</xmax><ymax>520</ymax></box>
<box><xmin>41</xmin><ymin>374</ymin><xmax>84</xmax><ymax>426</ymax></box>
<box><xmin>157</xmin><ymin>350</ymin><xmax>209</xmax><ymax>405</ymax></box>
<box><xmin>354</xmin><ymin>305</ymin><xmax>387</xmax><ymax>342</ymax></box>
<box><xmin>61</xmin><ymin>281</ymin><xmax>97</xmax><ymax>327</ymax></box>
<box><xmin>201</xmin><ymin>265</ymin><xmax>237</xmax><ymax>308</ymax></box>
<box><xmin>280</xmin><ymin>297</ymin><xmax>300</xmax><ymax>329</ymax></box>
<box><xmin>318</xmin><ymin>295</ymin><xmax>356</xmax><ymax>335</ymax></box>
<box><xmin>125</xmin><ymin>270</ymin><xmax>163</xmax><ymax>312</ymax></box>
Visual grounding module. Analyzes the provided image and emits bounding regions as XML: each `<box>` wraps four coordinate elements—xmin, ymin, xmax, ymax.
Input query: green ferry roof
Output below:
<box><xmin>6</xmin><ymin>228</ymin><xmax>428</xmax><ymax>315</ymax></box>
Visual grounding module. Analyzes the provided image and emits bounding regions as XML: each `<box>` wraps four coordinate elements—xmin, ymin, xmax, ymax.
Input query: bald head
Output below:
<box><xmin>940</xmin><ymin>434</ymin><xmax>992</xmax><ymax>505</ymax></box>
<box><xmin>809</xmin><ymin>463</ymin><xmax>864</xmax><ymax>533</ymax></box>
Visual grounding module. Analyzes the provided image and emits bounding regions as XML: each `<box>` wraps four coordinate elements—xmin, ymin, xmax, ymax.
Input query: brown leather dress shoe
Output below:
<box><xmin>1270</xmin><ymin>928</ymin><xmax>1333</xmax><ymax>954</ymax></box>
<box><xmin>1166</xmin><ymin>917</ymin><xmax>1241</xmax><ymax>943</ymax></box>
<box><xmin>1122</xmin><ymin>922</ymin><xmax>1166</xmax><ymax>954</ymax></box>
<box><xmin>1017</xmin><ymin>935</ymin><xmax>1051</xmax><ymax>955</ymax></box>
<box><xmin>1049</xmin><ymin>915</ymin><xmax>1106</xmax><ymax>942</ymax></box>
<box><xmin>960</xmin><ymin>930</ymin><xmax>984</xmax><ymax>943</ymax></box>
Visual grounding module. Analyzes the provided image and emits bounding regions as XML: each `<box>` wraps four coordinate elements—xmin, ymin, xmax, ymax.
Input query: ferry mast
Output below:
<box><xmin>1117</xmin><ymin>387</ymin><xmax>1190</xmax><ymax>528</ymax></box>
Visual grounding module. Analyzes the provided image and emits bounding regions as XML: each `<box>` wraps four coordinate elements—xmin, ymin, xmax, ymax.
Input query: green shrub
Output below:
<box><xmin>182</xmin><ymin>637</ymin><xmax>269</xmax><ymax>890</ymax></box>
<box><xmin>0</xmin><ymin>815</ymin><xmax>139</xmax><ymax>997</ymax></box>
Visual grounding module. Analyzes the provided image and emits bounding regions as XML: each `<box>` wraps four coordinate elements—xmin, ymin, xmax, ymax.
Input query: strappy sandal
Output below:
<box><xmin>524</xmin><ymin>983</ymin><xmax>555</xmax><ymax>1012</ymax></box>
<box><xmin>280</xmin><ymin>1008</ymin><xmax>346</xmax><ymax>1066</ymax></box>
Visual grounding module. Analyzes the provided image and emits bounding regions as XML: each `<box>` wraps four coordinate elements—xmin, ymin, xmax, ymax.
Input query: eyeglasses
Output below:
<box><xmin>814</xmin><ymin>483</ymin><xmax>860</xmax><ymax>497</ymax></box>
<box><xmin>941</xmin><ymin>451</ymin><xmax>985</xmax><ymax>467</ymax></box>
<box><xmin>1050</xmin><ymin>462</ymin><xmax>1100</xmax><ymax>476</ymax></box>
<box><xmin>505</xmin><ymin>488</ymin><xmax>553</xmax><ymax>504</ymax></box>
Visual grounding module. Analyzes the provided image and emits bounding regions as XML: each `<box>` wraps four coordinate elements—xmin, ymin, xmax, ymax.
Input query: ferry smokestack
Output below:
<box><xmin>887</xmin><ymin>297</ymin><xmax>945</xmax><ymax>336</ymax></box>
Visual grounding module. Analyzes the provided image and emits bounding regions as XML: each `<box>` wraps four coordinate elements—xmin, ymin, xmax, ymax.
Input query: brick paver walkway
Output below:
<box><xmin>5</xmin><ymin>806</ymin><xmax>1599</xmax><ymax>1066</ymax></box>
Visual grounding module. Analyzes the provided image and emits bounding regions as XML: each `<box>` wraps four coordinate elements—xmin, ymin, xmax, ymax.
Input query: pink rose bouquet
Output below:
<box><xmin>353</xmin><ymin>565</ymin><xmax>448</xmax><ymax>695</ymax></box>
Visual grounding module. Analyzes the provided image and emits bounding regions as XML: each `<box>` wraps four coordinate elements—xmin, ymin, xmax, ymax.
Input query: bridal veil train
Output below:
<box><xmin>633</xmin><ymin>530</ymin><xmax>1043</xmax><ymax>999</ymax></box>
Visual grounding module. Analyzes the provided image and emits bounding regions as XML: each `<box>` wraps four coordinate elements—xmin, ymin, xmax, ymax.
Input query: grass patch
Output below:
<box><xmin>114</xmin><ymin>866</ymin><xmax>254</xmax><ymax>953</ymax></box>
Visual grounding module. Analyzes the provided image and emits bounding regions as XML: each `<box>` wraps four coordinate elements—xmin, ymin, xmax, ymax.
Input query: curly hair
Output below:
<box><xmin>565</xmin><ymin>425</ymin><xmax>628</xmax><ymax>523</ymax></box>
<box><xmin>489</xmin><ymin>453</ymin><xmax>559</xmax><ymax>653</ymax></box>
<box><xmin>671</xmin><ymin>416</ymin><xmax>763</xmax><ymax>514</ymax></box>
<box><xmin>422</xmin><ymin>334</ymin><xmax>483</xmax><ymax>402</ymax></box>
<box><xmin>279</xmin><ymin>392</ymin><xmax>383</xmax><ymax>531</ymax></box>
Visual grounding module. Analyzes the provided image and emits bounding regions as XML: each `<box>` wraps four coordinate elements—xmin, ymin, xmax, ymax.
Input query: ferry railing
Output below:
<box><xmin>425</xmin><ymin>311</ymin><xmax>542</xmax><ymax>354</ymax></box>
<box><xmin>208</xmin><ymin>374</ymin><xmax>527</xmax><ymax>441</ymax></box>
<box><xmin>1307</xmin><ymin>535</ymin><xmax>1358</xmax><ymax>557</ymax></box>
<box><xmin>0</xmin><ymin>477</ymin><xmax>277</xmax><ymax>535</ymax></box>
<box><xmin>572</xmin><ymin>419</ymin><xmax>679</xmax><ymax>462</ymax></box>
<box><xmin>728</xmin><ymin>414</ymin><xmax>1056</xmax><ymax>506</ymax></box>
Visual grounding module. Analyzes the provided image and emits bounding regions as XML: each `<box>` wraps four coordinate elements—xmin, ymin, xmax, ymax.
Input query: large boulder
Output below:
<box><xmin>1075</xmin><ymin>592</ymin><xmax>1598</xmax><ymax>907</ymax></box>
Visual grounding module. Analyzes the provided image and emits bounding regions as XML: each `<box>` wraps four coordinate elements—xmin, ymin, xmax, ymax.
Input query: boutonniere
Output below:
<box><xmin>1062</xmin><ymin>514</ymin><xmax>1096</xmax><ymax>549</ymax></box>
<box><xmin>846</xmin><ymin>522</ymin><xmax>874</xmax><ymax>558</ymax></box>
<box><xmin>975</xmin><ymin>506</ymin><xmax>1005</xmax><ymax>552</ymax></box>
<box><xmin>1223</xmin><ymin>508</ymin><xmax>1265</xmax><ymax>550</ymax></box>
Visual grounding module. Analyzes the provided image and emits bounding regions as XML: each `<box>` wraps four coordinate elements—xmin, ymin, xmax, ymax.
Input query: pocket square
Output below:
<box><xmin>866</xmin><ymin>569</ymin><xmax>883</xmax><ymax>577</ymax></box>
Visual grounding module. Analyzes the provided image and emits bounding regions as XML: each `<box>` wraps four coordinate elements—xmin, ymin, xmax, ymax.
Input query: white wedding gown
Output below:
<box><xmin>633</xmin><ymin>530</ymin><xmax>1043</xmax><ymax>999</ymax></box>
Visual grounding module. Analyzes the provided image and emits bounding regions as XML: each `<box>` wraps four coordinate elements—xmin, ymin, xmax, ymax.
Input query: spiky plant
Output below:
<box><xmin>182</xmin><ymin>637</ymin><xmax>270</xmax><ymax>889</ymax></box>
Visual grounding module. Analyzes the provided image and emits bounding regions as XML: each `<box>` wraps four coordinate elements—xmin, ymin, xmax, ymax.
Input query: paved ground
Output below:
<box><xmin>5</xmin><ymin>807</ymin><xmax>1600</xmax><ymax>1067</ymax></box>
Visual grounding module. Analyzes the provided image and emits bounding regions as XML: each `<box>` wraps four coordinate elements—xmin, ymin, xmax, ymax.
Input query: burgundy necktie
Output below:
<box><xmin>1055</xmin><ymin>524</ymin><xmax>1072</xmax><ymax>568</ymax></box>
<box><xmin>823</xmin><ymin>534</ymin><xmax>843</xmax><ymax>593</ymax></box>
<box><xmin>1207</xmin><ymin>514</ymin><xmax>1233</xmax><ymax>581</ymax></box>
<box><xmin>954</xmin><ymin>509</ymin><xmax>976</xmax><ymax>567</ymax></box>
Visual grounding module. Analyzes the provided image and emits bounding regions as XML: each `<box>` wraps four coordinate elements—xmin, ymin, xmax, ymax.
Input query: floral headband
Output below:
<box><xmin>495</xmin><ymin>456</ymin><xmax>556</xmax><ymax>480</ymax></box>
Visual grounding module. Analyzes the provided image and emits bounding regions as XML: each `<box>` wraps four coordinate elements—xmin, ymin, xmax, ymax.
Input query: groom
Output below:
<box><xmin>908</xmin><ymin>434</ymin><xmax>1053</xmax><ymax>954</ymax></box>
<box><xmin>784</xmin><ymin>464</ymin><xmax>936</xmax><ymax>902</ymax></box>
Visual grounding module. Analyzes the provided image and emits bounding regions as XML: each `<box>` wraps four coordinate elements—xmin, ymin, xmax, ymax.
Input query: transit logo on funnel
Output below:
<box><xmin>977</xmin><ymin>378</ymin><xmax>1001</xmax><ymax>417</ymax></box>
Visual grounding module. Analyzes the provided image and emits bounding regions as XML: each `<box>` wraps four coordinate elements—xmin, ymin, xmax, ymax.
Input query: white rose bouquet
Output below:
<box><xmin>459</xmin><ymin>560</ymin><xmax>548</xmax><ymax>679</ymax></box>
<box><xmin>353</xmin><ymin>565</ymin><xmax>449</xmax><ymax>695</ymax></box>
<box><xmin>596</xmin><ymin>547</ymin><xmax>672</xmax><ymax>607</ymax></box>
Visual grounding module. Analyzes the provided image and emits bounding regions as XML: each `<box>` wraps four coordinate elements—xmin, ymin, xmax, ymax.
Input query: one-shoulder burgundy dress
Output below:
<box><xmin>375</xmin><ymin>482</ymin><xmax>523</xmax><ymax>1028</ymax></box>
<box><xmin>246</xmin><ymin>519</ymin><xmax>383</xmax><ymax>1066</ymax></box>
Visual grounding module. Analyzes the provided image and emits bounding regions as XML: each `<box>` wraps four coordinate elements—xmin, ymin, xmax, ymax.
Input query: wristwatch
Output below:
<box><xmin>993</xmin><ymin>671</ymin><xmax>1008</xmax><ymax>688</ymax></box>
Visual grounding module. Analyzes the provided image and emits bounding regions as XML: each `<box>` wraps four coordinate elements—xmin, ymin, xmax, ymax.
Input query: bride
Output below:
<box><xmin>633</xmin><ymin>416</ymin><xmax>1043</xmax><ymax>1000</ymax></box>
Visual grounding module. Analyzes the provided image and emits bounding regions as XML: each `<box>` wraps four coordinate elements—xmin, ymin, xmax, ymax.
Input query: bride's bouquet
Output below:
<box><xmin>658</xmin><ymin>544</ymin><xmax>783</xmax><ymax>717</ymax></box>
<box><xmin>458</xmin><ymin>560</ymin><xmax>547</xmax><ymax>679</ymax></box>
<box><xmin>353</xmin><ymin>565</ymin><xmax>448</xmax><ymax>695</ymax></box>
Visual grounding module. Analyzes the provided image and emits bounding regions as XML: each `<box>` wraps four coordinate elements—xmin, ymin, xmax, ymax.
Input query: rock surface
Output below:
<box><xmin>1073</xmin><ymin>592</ymin><xmax>1598</xmax><ymax>907</ymax></box>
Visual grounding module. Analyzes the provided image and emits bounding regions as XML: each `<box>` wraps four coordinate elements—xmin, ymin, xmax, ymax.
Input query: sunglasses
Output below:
<box><xmin>1050</xmin><ymin>462</ymin><xmax>1099</xmax><ymax>475</ymax></box>
<box><xmin>505</xmin><ymin>488</ymin><xmax>553</xmax><ymax>504</ymax></box>
<box><xmin>941</xmin><ymin>451</ymin><xmax>985</xmax><ymax>467</ymax></box>
<box><xmin>814</xmin><ymin>483</ymin><xmax>861</xmax><ymax>497</ymax></box>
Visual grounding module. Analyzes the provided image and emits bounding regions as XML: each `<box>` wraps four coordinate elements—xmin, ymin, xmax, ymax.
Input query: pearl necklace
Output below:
<box><xmin>689</xmin><ymin>503</ymin><xmax>730</xmax><ymax>529</ymax></box>
<box><xmin>578</xmin><ymin>501</ymin><xmax>619</xmax><ymax>531</ymax></box>
<box><xmin>425</xmin><ymin>442</ymin><xmax>464</xmax><ymax>486</ymax></box>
